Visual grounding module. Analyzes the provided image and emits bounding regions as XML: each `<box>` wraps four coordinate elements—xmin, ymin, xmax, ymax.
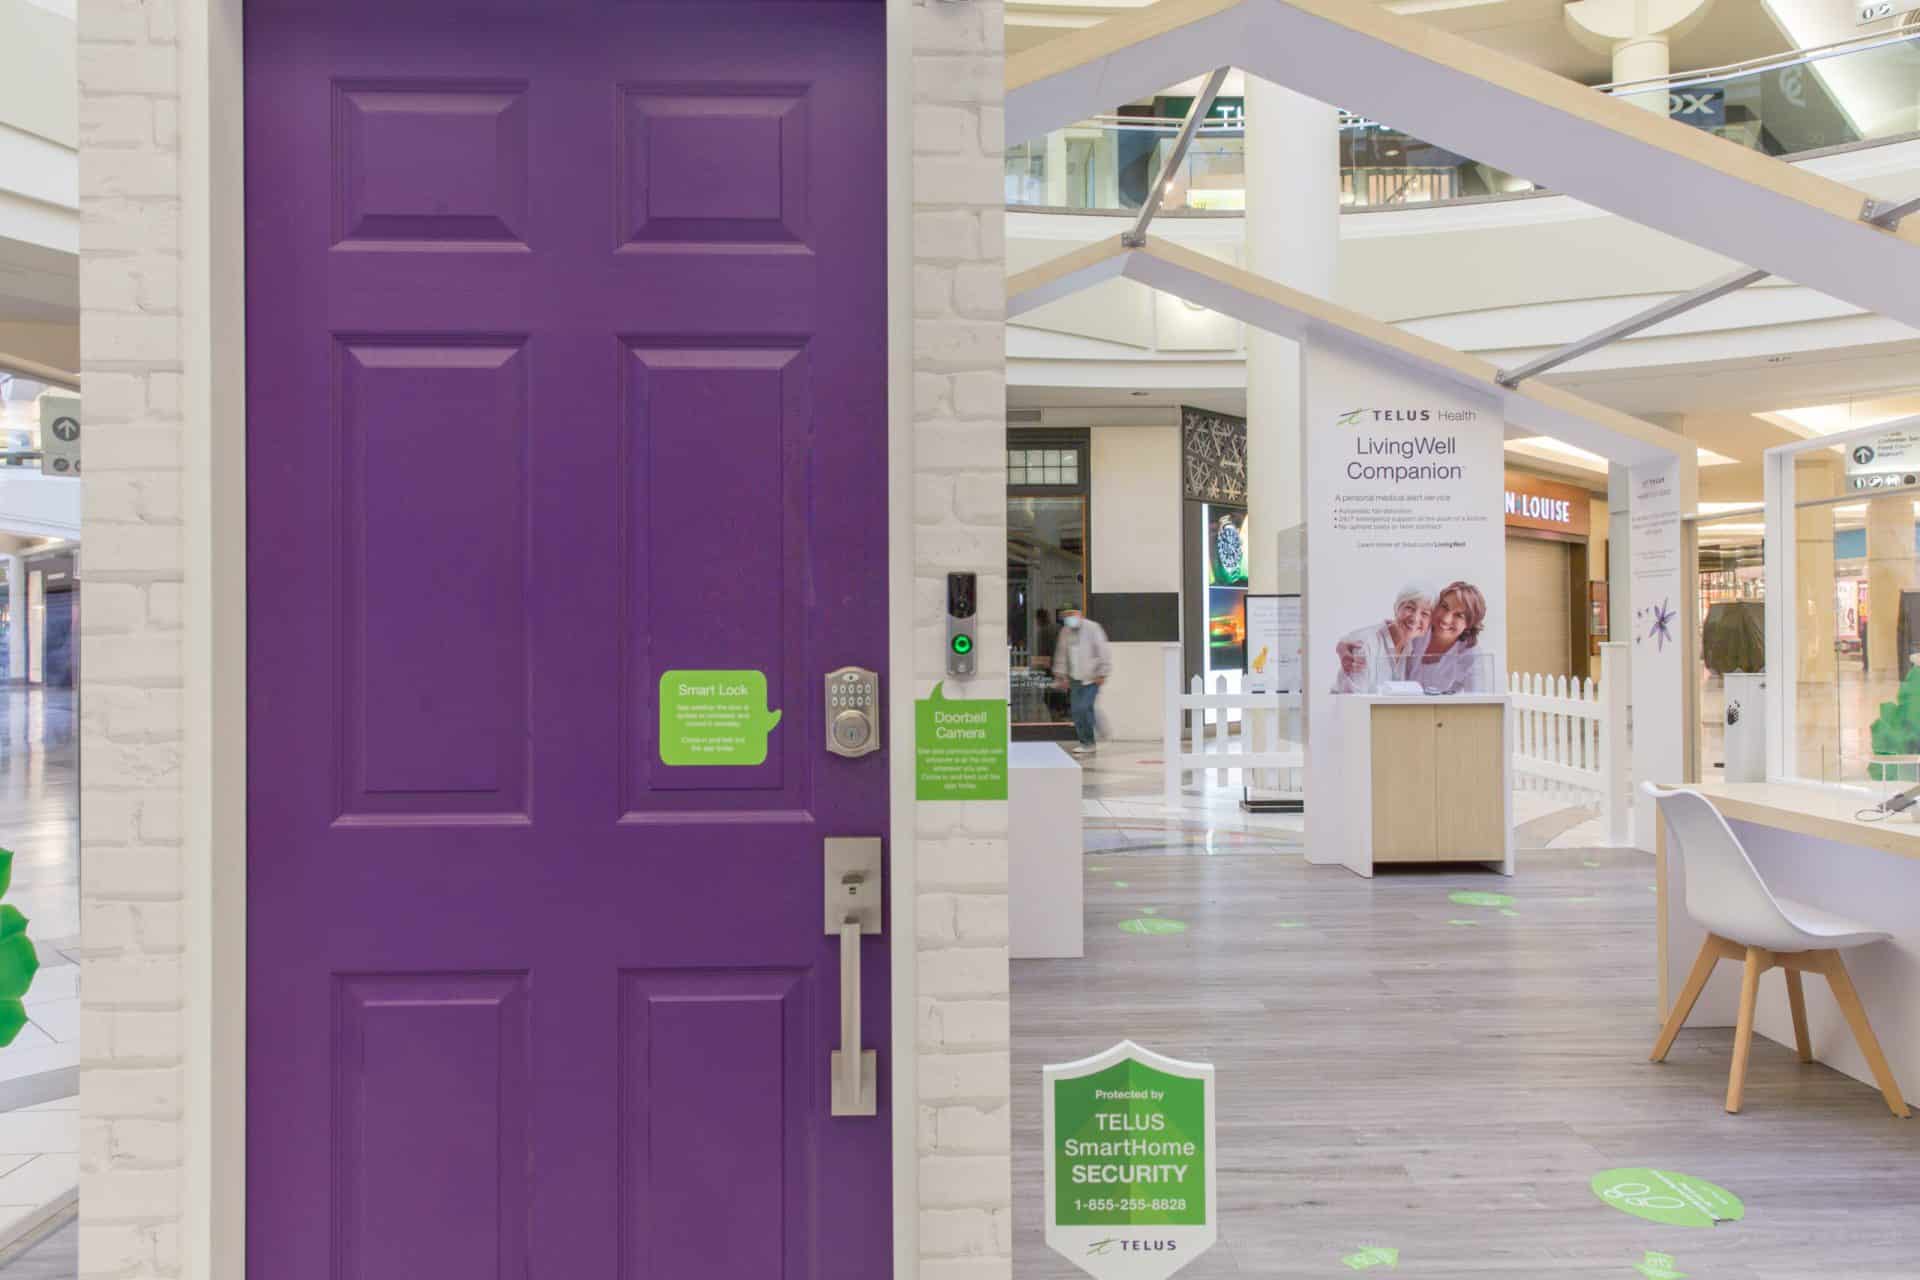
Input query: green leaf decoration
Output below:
<box><xmin>1869</xmin><ymin>668</ymin><xmax>1920</xmax><ymax>780</ymax></box>
<box><xmin>0</xmin><ymin>1002</ymin><xmax>24</xmax><ymax>1049</ymax></box>
<box><xmin>0</xmin><ymin>847</ymin><xmax>37</xmax><ymax>1045</ymax></box>
<box><xmin>0</xmin><ymin>934</ymin><xmax>38</xmax><ymax>1004</ymax></box>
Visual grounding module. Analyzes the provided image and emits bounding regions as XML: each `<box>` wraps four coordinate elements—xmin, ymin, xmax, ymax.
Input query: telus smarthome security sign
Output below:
<box><xmin>1044</xmin><ymin>1041</ymin><xmax>1217</xmax><ymax>1280</ymax></box>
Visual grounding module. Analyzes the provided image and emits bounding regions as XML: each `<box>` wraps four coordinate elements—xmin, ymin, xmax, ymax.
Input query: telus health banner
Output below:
<box><xmin>1303</xmin><ymin>337</ymin><xmax>1506</xmax><ymax>857</ymax></box>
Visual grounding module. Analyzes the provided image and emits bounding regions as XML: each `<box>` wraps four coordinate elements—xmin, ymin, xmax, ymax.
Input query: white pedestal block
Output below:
<box><xmin>1010</xmin><ymin>742</ymin><xmax>1084</xmax><ymax>959</ymax></box>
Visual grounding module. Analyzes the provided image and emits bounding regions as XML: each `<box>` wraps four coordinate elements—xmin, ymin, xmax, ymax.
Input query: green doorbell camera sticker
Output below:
<box><xmin>1591</xmin><ymin>1169</ymin><xmax>1744</xmax><ymax>1228</ymax></box>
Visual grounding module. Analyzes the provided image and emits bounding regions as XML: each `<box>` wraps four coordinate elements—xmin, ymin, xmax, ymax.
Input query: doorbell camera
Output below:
<box><xmin>946</xmin><ymin>572</ymin><xmax>977</xmax><ymax>678</ymax></box>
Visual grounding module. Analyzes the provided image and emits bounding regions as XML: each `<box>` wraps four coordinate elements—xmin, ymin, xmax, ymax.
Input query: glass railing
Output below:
<box><xmin>1007</xmin><ymin>32</ymin><xmax>1920</xmax><ymax>214</ymax></box>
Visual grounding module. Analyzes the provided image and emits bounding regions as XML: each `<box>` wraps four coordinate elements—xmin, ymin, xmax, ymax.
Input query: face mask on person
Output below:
<box><xmin>1063</xmin><ymin>615</ymin><xmax>1082</xmax><ymax>630</ymax></box>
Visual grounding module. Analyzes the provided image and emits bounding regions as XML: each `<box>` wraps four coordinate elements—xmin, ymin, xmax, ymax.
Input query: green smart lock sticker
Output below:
<box><xmin>658</xmin><ymin>670</ymin><xmax>782</xmax><ymax>766</ymax></box>
<box><xmin>1591</xmin><ymin>1169</ymin><xmax>1745</xmax><ymax>1228</ymax></box>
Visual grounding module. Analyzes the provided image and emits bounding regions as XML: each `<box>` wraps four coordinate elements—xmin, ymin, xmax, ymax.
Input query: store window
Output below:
<box><xmin>1008</xmin><ymin>432</ymin><xmax>1089</xmax><ymax>737</ymax></box>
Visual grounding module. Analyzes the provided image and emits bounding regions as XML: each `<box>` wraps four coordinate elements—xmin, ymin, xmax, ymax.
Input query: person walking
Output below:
<box><xmin>1052</xmin><ymin>605</ymin><xmax>1112</xmax><ymax>756</ymax></box>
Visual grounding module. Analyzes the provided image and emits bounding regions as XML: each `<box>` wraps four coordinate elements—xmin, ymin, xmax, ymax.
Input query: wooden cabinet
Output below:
<box><xmin>1367</xmin><ymin>702</ymin><xmax>1506</xmax><ymax>863</ymax></box>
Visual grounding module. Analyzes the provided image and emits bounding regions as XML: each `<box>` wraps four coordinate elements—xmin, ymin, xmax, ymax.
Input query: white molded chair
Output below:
<box><xmin>1644</xmin><ymin>783</ymin><xmax>1910</xmax><ymax>1117</ymax></box>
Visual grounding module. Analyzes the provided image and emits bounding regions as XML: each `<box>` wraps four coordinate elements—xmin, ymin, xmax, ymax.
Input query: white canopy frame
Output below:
<box><xmin>1008</xmin><ymin>0</ymin><xmax>1920</xmax><ymax>332</ymax></box>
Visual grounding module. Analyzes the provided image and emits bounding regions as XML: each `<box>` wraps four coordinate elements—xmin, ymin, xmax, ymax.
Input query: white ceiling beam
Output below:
<box><xmin>1009</xmin><ymin>233</ymin><xmax>1699</xmax><ymax>470</ymax></box>
<box><xmin>1007</xmin><ymin>0</ymin><xmax>1920</xmax><ymax>331</ymax></box>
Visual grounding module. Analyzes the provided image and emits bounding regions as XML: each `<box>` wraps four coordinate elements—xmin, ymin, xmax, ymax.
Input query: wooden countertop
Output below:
<box><xmin>1673</xmin><ymin>779</ymin><xmax>1920</xmax><ymax>863</ymax></box>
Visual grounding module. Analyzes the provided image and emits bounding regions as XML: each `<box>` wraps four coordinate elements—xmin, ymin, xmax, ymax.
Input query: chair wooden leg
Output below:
<box><xmin>1726</xmin><ymin>947</ymin><xmax>1768</xmax><ymax>1114</ymax></box>
<box><xmin>1819</xmin><ymin>951</ymin><xmax>1912</xmax><ymax>1119</ymax></box>
<box><xmin>1785</xmin><ymin>968</ymin><xmax>1813</xmax><ymax>1063</ymax></box>
<box><xmin>1651</xmin><ymin>935</ymin><xmax>1724</xmax><ymax>1063</ymax></box>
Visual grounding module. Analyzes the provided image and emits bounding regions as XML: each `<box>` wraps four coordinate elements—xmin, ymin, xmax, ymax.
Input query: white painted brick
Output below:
<box><xmin>83</xmin><ymin>956</ymin><xmax>185</xmax><ymax>1009</ymax></box>
<box><xmin>919</xmin><ymin>1208</ymin><xmax>998</xmax><ymax>1256</ymax></box>
<box><xmin>914</xmin><ymin>156</ymin><xmax>1002</xmax><ymax>209</ymax></box>
<box><xmin>950</xmin><ymin>371</ymin><xmax>1001</xmax><ymax>420</ymax></box>
<box><xmin>82</xmin><ymin>583</ymin><xmax>145</xmax><ymax>636</ymax></box>
<box><xmin>917</xmin><ymin>893</ymin><xmax>957</xmax><ymax>945</ymax></box>
<box><xmin>953</xmin><ymin>894</ymin><xmax>1007</xmax><ymax>944</ymax></box>
<box><xmin>83</xmin><ymin>849</ymin><xmax>183</xmax><ymax>902</ymax></box>
<box><xmin>75</xmin><ymin>525</ymin><xmax>183</xmax><ymax>577</ymax></box>
<box><xmin>83</xmin><ymin>901</ymin><xmax>140</xmax><ymax>952</ymax></box>
<box><xmin>919</xmin><ymin>838</ymin><xmax>1007</xmax><ymax>890</ymax></box>
<box><xmin>934</xmin><ymin>1104</ymin><xmax>1011</xmax><ymax>1154</ymax></box>
<box><xmin>919</xmin><ymin>1154</ymin><xmax>1012</xmax><ymax>1208</ymax></box>
<box><xmin>80</xmin><ymin>1067</ymin><xmax>183</xmax><ymax>1119</ymax></box>
<box><xmin>112</xmin><ymin>1117</ymin><xmax>184</xmax><ymax>1166</ymax></box>
<box><xmin>919</xmin><ymin>1052</ymin><xmax>1011</xmax><ymax>1104</ymax></box>
<box><xmin>146</xmin><ymin>581</ymin><xmax>182</xmax><ymax>630</ymax></box>
<box><xmin>80</xmin><ymin>1168</ymin><xmax>181</xmax><ymax>1221</ymax></box>
<box><xmin>80</xmin><ymin>96</ymin><xmax>154</xmax><ymax>147</ymax></box>
<box><xmin>80</xmin><ymin>197</ymin><xmax>181</xmax><ymax>254</ymax></box>
<box><xmin>84</xmin><ymin>312</ymin><xmax>183</xmax><ymax>364</ymax></box>
<box><xmin>915</xmin><ymin>263</ymin><xmax>954</xmax><ymax>318</ymax></box>
<box><xmin>80</xmin><ymin>150</ymin><xmax>180</xmax><ymax>200</ymax></box>
<box><xmin>147</xmin><ymin>372</ymin><xmax>182</xmax><ymax>415</ymax></box>
<box><xmin>79</xmin><ymin>45</ymin><xmax>180</xmax><ymax>95</ymax></box>
<box><xmin>913</xmin><ymin>210</ymin><xmax>979</xmax><ymax>260</ymax></box>
<box><xmin>913</xmin><ymin>56</ymin><xmax>1005</xmax><ymax>108</ymax></box>
<box><xmin>104</xmin><ymin>1011</ymin><xmax>183</xmax><ymax>1062</ymax></box>
<box><xmin>921</xmin><ymin>949</ymin><xmax>1006</xmax><ymax>1002</ymax></box>
<box><xmin>913</xmin><ymin>319</ymin><xmax>1003</xmax><ymax>370</ymax></box>
<box><xmin>930</xmin><ymin>1000</ymin><xmax>1009</xmax><ymax>1050</ymax></box>
<box><xmin>953</xmin><ymin>473</ymin><xmax>1005</xmax><ymax>524</ymax></box>
<box><xmin>921</xmin><ymin>1257</ymin><xmax>1014</xmax><ymax>1280</ymax></box>
<box><xmin>914</xmin><ymin>104</ymin><xmax>976</xmax><ymax>155</ymax></box>
<box><xmin>80</xmin><ymin>0</ymin><xmax>154</xmax><ymax>44</ymax></box>
<box><xmin>953</xmin><ymin>264</ymin><xmax>1004</xmax><ymax>319</ymax></box>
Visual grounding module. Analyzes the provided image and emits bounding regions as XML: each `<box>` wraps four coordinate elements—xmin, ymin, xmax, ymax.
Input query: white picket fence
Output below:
<box><xmin>1162</xmin><ymin>644</ymin><xmax>1304</xmax><ymax>805</ymax></box>
<box><xmin>1508</xmin><ymin>644</ymin><xmax>1630</xmax><ymax>844</ymax></box>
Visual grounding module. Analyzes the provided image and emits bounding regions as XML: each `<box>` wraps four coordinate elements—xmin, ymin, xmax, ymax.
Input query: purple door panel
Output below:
<box><xmin>245</xmin><ymin>3</ymin><xmax>891</xmax><ymax>1276</ymax></box>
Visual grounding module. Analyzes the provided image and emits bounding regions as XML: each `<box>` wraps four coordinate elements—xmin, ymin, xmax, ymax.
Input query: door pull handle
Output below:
<box><xmin>826</xmin><ymin>839</ymin><xmax>882</xmax><ymax>1117</ymax></box>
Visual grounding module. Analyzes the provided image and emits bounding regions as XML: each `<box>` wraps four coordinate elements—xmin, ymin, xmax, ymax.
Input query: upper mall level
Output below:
<box><xmin>1007</xmin><ymin>13</ymin><xmax>1920</xmax><ymax>503</ymax></box>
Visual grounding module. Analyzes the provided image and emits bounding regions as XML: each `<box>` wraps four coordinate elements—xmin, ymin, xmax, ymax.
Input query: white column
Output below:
<box><xmin>1243</xmin><ymin>76</ymin><xmax>1338</xmax><ymax>596</ymax></box>
<box><xmin>1566</xmin><ymin>0</ymin><xmax>1717</xmax><ymax>112</ymax></box>
<box><xmin>3</xmin><ymin>556</ymin><xmax>21</xmax><ymax>683</ymax></box>
<box><xmin>1045</xmin><ymin>129</ymin><xmax>1070</xmax><ymax>207</ymax></box>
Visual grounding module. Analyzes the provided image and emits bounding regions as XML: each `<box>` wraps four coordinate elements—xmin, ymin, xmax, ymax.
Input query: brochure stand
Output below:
<box><xmin>1242</xmin><ymin>593</ymin><xmax>1304</xmax><ymax>813</ymax></box>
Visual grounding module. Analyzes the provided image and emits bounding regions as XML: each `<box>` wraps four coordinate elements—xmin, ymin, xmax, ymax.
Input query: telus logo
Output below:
<box><xmin>1086</xmin><ymin>1238</ymin><xmax>1180</xmax><ymax>1254</ymax></box>
<box><xmin>1339</xmin><ymin>407</ymin><xmax>1433</xmax><ymax>424</ymax></box>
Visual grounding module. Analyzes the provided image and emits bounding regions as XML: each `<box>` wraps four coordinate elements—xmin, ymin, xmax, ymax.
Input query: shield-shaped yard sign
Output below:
<box><xmin>1043</xmin><ymin>1041</ymin><xmax>1218</xmax><ymax>1280</ymax></box>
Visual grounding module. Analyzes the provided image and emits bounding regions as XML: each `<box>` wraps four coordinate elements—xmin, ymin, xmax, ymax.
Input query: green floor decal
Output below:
<box><xmin>1448</xmin><ymin>891</ymin><xmax>1514</xmax><ymax>909</ymax></box>
<box><xmin>1592</xmin><ymin>1169</ymin><xmax>1744</xmax><ymax>1228</ymax></box>
<box><xmin>1118</xmin><ymin>917</ymin><xmax>1188</xmax><ymax>935</ymax></box>
<box><xmin>1446</xmin><ymin>919</ymin><xmax>1480</xmax><ymax>927</ymax></box>
<box><xmin>1340</xmin><ymin>1245</ymin><xmax>1398</xmax><ymax>1270</ymax></box>
<box><xmin>1634</xmin><ymin>1251</ymin><xmax>1687</xmax><ymax>1279</ymax></box>
<box><xmin>1276</xmin><ymin>920</ymin><xmax>1307</xmax><ymax>929</ymax></box>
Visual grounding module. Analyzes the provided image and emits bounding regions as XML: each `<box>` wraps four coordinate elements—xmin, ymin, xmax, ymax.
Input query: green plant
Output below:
<box><xmin>1868</xmin><ymin>667</ymin><xmax>1920</xmax><ymax>781</ymax></box>
<box><xmin>0</xmin><ymin>850</ymin><xmax>39</xmax><ymax>1047</ymax></box>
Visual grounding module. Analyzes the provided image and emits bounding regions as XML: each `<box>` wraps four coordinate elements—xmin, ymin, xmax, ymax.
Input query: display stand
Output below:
<box><xmin>1242</xmin><ymin>593</ymin><xmax>1304</xmax><ymax>813</ymax></box>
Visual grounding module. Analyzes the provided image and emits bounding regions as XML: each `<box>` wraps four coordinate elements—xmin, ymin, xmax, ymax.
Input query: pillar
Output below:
<box><xmin>1565</xmin><ymin>0</ymin><xmax>1717</xmax><ymax>112</ymax></box>
<box><xmin>3</xmin><ymin>556</ymin><xmax>20</xmax><ymax>683</ymax></box>
<box><xmin>1243</xmin><ymin>76</ymin><xmax>1338</xmax><ymax>596</ymax></box>
<box><xmin>1794</xmin><ymin>456</ymin><xmax>1839</xmax><ymax>778</ymax></box>
<box><xmin>1866</xmin><ymin>495</ymin><xmax>1917</xmax><ymax>680</ymax></box>
<box><xmin>1045</xmin><ymin>129</ymin><xmax>1070</xmax><ymax>207</ymax></box>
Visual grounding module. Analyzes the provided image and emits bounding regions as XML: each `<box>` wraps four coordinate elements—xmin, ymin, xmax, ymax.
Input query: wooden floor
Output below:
<box><xmin>1012</xmin><ymin>835</ymin><xmax>1920</xmax><ymax>1277</ymax></box>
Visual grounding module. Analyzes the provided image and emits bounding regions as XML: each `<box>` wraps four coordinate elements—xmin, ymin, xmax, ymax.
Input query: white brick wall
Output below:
<box><xmin>912</xmin><ymin>1</ymin><xmax>1011</xmax><ymax>1274</ymax></box>
<box><xmin>78</xmin><ymin>2</ymin><xmax>1012</xmax><ymax>1276</ymax></box>
<box><xmin>78</xmin><ymin>0</ymin><xmax>190</xmax><ymax>1275</ymax></box>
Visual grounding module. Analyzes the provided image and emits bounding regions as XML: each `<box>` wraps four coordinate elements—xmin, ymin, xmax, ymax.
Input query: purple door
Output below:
<box><xmin>244</xmin><ymin>2</ymin><xmax>890</xmax><ymax>1276</ymax></box>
